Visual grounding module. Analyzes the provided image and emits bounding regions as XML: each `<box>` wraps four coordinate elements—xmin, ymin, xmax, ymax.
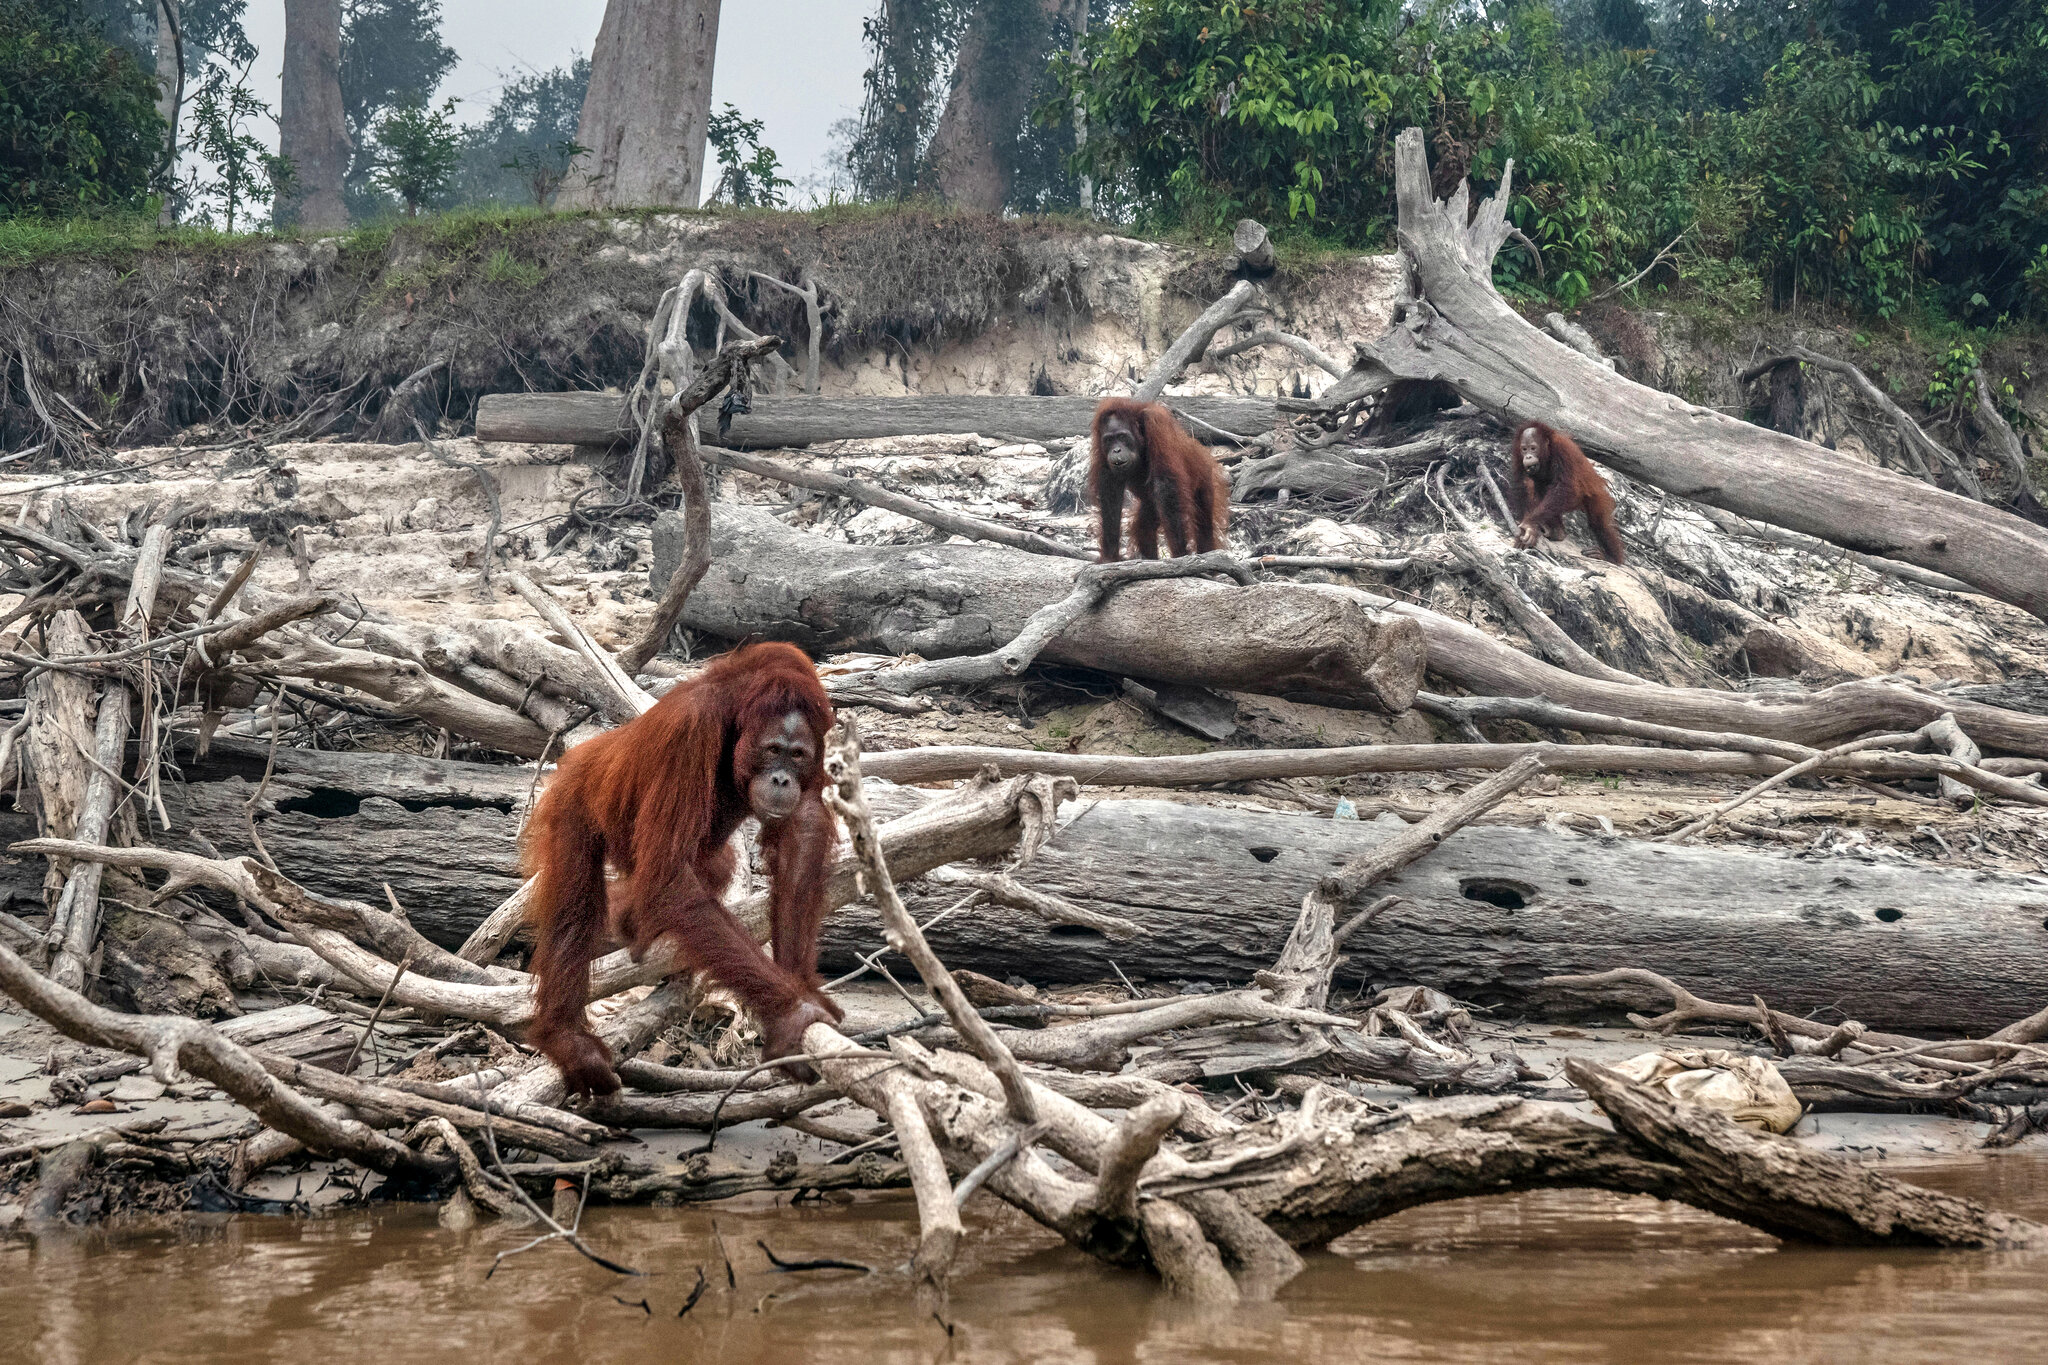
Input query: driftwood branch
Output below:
<box><xmin>1209</xmin><ymin>329</ymin><xmax>1346</xmax><ymax>378</ymax></box>
<box><xmin>46</xmin><ymin>677</ymin><xmax>129</xmax><ymax>991</ymax></box>
<box><xmin>821</xmin><ymin>720</ymin><xmax>1039</xmax><ymax>1124</ymax></box>
<box><xmin>1566</xmin><ymin>1057</ymin><xmax>2042</xmax><ymax>1247</ymax></box>
<box><xmin>858</xmin><ymin>738</ymin><xmax>2047</xmax><ymax>789</ymax></box>
<box><xmin>1738</xmin><ymin>346</ymin><xmax>1981</xmax><ymax>496</ymax></box>
<box><xmin>748</xmin><ymin>272</ymin><xmax>823</xmax><ymax>395</ymax></box>
<box><xmin>506</xmin><ymin>573</ymin><xmax>653</xmax><ymax>721</ymax></box>
<box><xmin>1589</xmin><ymin>224</ymin><xmax>1689</xmax><ymax>301</ymax></box>
<box><xmin>1445</xmin><ymin>532</ymin><xmax>1644</xmax><ymax>685</ymax></box>
<box><xmin>618</xmin><ymin>335</ymin><xmax>783</xmax><ymax>676</ymax></box>
<box><xmin>886</xmin><ymin>1082</ymin><xmax>964</xmax><ymax>1290</ymax></box>
<box><xmin>1969</xmin><ymin>367</ymin><xmax>2034</xmax><ymax>501</ymax></box>
<box><xmin>458</xmin><ymin>878</ymin><xmax>536</xmax><ymax>965</ymax></box>
<box><xmin>705</xmin><ymin>444</ymin><xmax>1090</xmax><ymax>560</ymax></box>
<box><xmin>1136</xmin><ymin>280</ymin><xmax>1260</xmax><ymax>403</ymax></box>
<box><xmin>1263</xmin><ymin>755</ymin><xmax>1545</xmax><ymax>1010</ymax></box>
<box><xmin>0</xmin><ymin>938</ymin><xmax>438</xmax><ymax>1175</ymax></box>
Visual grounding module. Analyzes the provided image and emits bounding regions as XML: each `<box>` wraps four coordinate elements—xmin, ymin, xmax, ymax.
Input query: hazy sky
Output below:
<box><xmin>234</xmin><ymin>1</ymin><xmax>871</xmax><ymax>199</ymax></box>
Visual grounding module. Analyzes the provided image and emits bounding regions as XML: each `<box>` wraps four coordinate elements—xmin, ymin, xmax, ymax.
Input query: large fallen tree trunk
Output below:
<box><xmin>667</xmin><ymin>504</ymin><xmax>2048</xmax><ymax>755</ymax></box>
<box><xmin>682</xmin><ymin>505</ymin><xmax>1425</xmax><ymax>711</ymax></box>
<box><xmin>143</xmin><ymin>748</ymin><xmax>2048</xmax><ymax>1034</ymax></box>
<box><xmin>1325</xmin><ymin>127</ymin><xmax>2048</xmax><ymax>619</ymax></box>
<box><xmin>846</xmin><ymin>798</ymin><xmax>2048</xmax><ymax>1037</ymax></box>
<box><xmin>473</xmin><ymin>393</ymin><xmax>1278</xmax><ymax>449</ymax></box>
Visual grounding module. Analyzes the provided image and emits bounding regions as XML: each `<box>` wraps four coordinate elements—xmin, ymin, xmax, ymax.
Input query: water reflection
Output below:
<box><xmin>4</xmin><ymin>1158</ymin><xmax>2046</xmax><ymax>1364</ymax></box>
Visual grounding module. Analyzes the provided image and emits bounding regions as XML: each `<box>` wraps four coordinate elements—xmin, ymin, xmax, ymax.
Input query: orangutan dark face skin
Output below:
<box><xmin>1517</xmin><ymin>426</ymin><xmax>1543</xmax><ymax>474</ymax></box>
<box><xmin>1098</xmin><ymin>412</ymin><xmax>1142</xmax><ymax>473</ymax></box>
<box><xmin>743</xmin><ymin>712</ymin><xmax>818</xmax><ymax>823</ymax></box>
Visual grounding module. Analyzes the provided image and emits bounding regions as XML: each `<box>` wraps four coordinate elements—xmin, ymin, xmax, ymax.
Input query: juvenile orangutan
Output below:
<box><xmin>1505</xmin><ymin>421</ymin><xmax>1626</xmax><ymax>564</ymax></box>
<box><xmin>1089</xmin><ymin>398</ymin><xmax>1231</xmax><ymax>561</ymax></box>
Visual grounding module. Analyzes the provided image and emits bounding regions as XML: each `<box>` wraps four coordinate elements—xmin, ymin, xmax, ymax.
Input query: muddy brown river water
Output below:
<box><xmin>5</xmin><ymin>1157</ymin><xmax>2048</xmax><ymax>1363</ymax></box>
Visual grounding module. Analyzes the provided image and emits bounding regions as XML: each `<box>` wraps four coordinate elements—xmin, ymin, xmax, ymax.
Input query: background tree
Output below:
<box><xmin>558</xmin><ymin>0</ymin><xmax>722</xmax><ymax>210</ymax></box>
<box><xmin>452</xmin><ymin>56</ymin><xmax>589</xmax><ymax>205</ymax></box>
<box><xmin>279</xmin><ymin>0</ymin><xmax>348</xmax><ymax>227</ymax></box>
<box><xmin>920</xmin><ymin>0</ymin><xmax>1065</xmax><ymax>210</ymax></box>
<box><xmin>339</xmin><ymin>0</ymin><xmax>454</xmax><ymax>218</ymax></box>
<box><xmin>848</xmin><ymin>0</ymin><xmax>967</xmax><ymax>201</ymax></box>
<box><xmin>0</xmin><ymin>0</ymin><xmax>163</xmax><ymax>214</ymax></box>
<box><xmin>150</xmin><ymin>1</ymin><xmax>181</xmax><ymax>184</ymax></box>
<box><xmin>372</xmin><ymin>94</ymin><xmax>458</xmax><ymax>216</ymax></box>
<box><xmin>181</xmin><ymin>54</ymin><xmax>290</xmax><ymax>229</ymax></box>
<box><xmin>704</xmin><ymin>102</ymin><xmax>792</xmax><ymax>208</ymax></box>
<box><xmin>849</xmin><ymin>0</ymin><xmax>1104</xmax><ymax>211</ymax></box>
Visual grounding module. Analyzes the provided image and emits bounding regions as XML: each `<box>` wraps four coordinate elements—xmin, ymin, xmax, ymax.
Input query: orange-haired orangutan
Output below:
<box><xmin>1089</xmin><ymin>398</ymin><xmax>1231</xmax><ymax>561</ymax></box>
<box><xmin>521</xmin><ymin>641</ymin><xmax>840</xmax><ymax>1096</ymax></box>
<box><xmin>1505</xmin><ymin>421</ymin><xmax>1626</xmax><ymax>564</ymax></box>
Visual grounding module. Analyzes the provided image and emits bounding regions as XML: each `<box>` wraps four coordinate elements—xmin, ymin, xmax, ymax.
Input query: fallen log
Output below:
<box><xmin>1230</xmin><ymin>1087</ymin><xmax>2045</xmax><ymax>1251</ymax></box>
<box><xmin>474</xmin><ymin>393</ymin><xmax>1278</xmax><ymax>449</ymax></box>
<box><xmin>137</xmin><ymin>744</ymin><xmax>2048</xmax><ymax>1032</ymax></box>
<box><xmin>683</xmin><ymin>504</ymin><xmax>1425</xmax><ymax>712</ymax></box>
<box><xmin>161</xmin><ymin>760</ymin><xmax>530</xmax><ymax>944</ymax></box>
<box><xmin>663</xmin><ymin>506</ymin><xmax>2048</xmax><ymax>754</ymax></box>
<box><xmin>837</xmin><ymin>799</ymin><xmax>2048</xmax><ymax>1036</ymax></box>
<box><xmin>1324</xmin><ymin>127</ymin><xmax>2048</xmax><ymax>619</ymax></box>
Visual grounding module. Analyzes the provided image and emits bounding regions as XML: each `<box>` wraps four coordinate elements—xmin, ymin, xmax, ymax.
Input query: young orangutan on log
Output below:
<box><xmin>1505</xmin><ymin>420</ymin><xmax>1627</xmax><ymax>564</ymax></box>
<box><xmin>1089</xmin><ymin>398</ymin><xmax>1232</xmax><ymax>561</ymax></box>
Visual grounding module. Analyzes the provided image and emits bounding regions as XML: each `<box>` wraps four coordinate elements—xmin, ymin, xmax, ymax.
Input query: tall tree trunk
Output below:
<box><xmin>922</xmin><ymin>0</ymin><xmax>1063</xmax><ymax>211</ymax></box>
<box><xmin>152</xmin><ymin>0</ymin><xmax>183</xmax><ymax>225</ymax></box>
<box><xmin>560</xmin><ymin>0</ymin><xmax>723</xmax><ymax>211</ymax></box>
<box><xmin>278</xmin><ymin>0</ymin><xmax>350</xmax><ymax>229</ymax></box>
<box><xmin>1070</xmin><ymin>0</ymin><xmax>1090</xmax><ymax>214</ymax></box>
<box><xmin>152</xmin><ymin>1</ymin><xmax>182</xmax><ymax>156</ymax></box>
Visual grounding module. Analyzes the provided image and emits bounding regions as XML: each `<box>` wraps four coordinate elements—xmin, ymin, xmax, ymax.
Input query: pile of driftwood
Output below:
<box><xmin>5</xmin><ymin>129</ymin><xmax>2048</xmax><ymax>1300</ymax></box>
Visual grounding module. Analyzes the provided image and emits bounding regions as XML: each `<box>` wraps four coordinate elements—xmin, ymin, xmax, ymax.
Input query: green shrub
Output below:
<box><xmin>0</xmin><ymin>0</ymin><xmax>164</xmax><ymax>214</ymax></box>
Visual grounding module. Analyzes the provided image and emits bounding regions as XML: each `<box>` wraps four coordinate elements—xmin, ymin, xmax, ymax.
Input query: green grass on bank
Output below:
<box><xmin>0</xmin><ymin>198</ymin><xmax>1359</xmax><ymax>271</ymax></box>
<box><xmin>0</xmin><ymin>213</ymin><xmax>252</xmax><ymax>267</ymax></box>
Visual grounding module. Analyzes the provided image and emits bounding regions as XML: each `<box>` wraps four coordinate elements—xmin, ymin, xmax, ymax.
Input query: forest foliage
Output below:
<box><xmin>6</xmin><ymin>0</ymin><xmax>2046</xmax><ymax>329</ymax></box>
<box><xmin>0</xmin><ymin>0</ymin><xmax>163</xmax><ymax>215</ymax></box>
<box><xmin>1045</xmin><ymin>0</ymin><xmax>2048</xmax><ymax>322</ymax></box>
<box><xmin>845</xmin><ymin>0</ymin><xmax>2048</xmax><ymax>324</ymax></box>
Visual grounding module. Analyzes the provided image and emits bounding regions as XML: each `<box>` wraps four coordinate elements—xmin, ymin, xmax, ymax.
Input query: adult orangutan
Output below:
<box><xmin>1505</xmin><ymin>420</ymin><xmax>1626</xmax><ymax>564</ymax></box>
<box><xmin>521</xmin><ymin>642</ymin><xmax>840</xmax><ymax>1096</ymax></box>
<box><xmin>1089</xmin><ymin>397</ymin><xmax>1231</xmax><ymax>561</ymax></box>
